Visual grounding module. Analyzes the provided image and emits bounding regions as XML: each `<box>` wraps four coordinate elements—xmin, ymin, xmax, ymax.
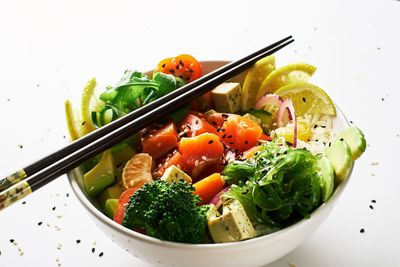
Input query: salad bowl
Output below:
<box><xmin>67</xmin><ymin>61</ymin><xmax>352</xmax><ymax>267</ymax></box>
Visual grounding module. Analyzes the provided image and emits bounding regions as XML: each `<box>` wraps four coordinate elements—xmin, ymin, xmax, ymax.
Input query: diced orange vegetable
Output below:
<box><xmin>218</xmin><ymin>115</ymin><xmax>263</xmax><ymax>152</ymax></box>
<box><xmin>142</xmin><ymin>122</ymin><xmax>179</xmax><ymax>160</ymax></box>
<box><xmin>241</xmin><ymin>145</ymin><xmax>263</xmax><ymax>160</ymax></box>
<box><xmin>260</xmin><ymin>133</ymin><xmax>272</xmax><ymax>141</ymax></box>
<box><xmin>193</xmin><ymin>173</ymin><xmax>225</xmax><ymax>205</ymax></box>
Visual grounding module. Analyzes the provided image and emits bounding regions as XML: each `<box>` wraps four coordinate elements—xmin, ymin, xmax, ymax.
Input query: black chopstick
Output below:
<box><xmin>0</xmin><ymin>36</ymin><xmax>294</xmax><ymax>210</ymax></box>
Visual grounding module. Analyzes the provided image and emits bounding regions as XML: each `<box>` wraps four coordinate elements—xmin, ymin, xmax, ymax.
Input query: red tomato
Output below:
<box><xmin>114</xmin><ymin>185</ymin><xmax>144</xmax><ymax>224</ymax></box>
<box><xmin>142</xmin><ymin>122</ymin><xmax>179</xmax><ymax>160</ymax></box>
<box><xmin>156</xmin><ymin>54</ymin><xmax>202</xmax><ymax>82</ymax></box>
<box><xmin>152</xmin><ymin>150</ymin><xmax>189</xmax><ymax>178</ymax></box>
<box><xmin>179</xmin><ymin>114</ymin><xmax>218</xmax><ymax>137</ymax></box>
<box><xmin>178</xmin><ymin>133</ymin><xmax>224</xmax><ymax>178</ymax></box>
<box><xmin>218</xmin><ymin>115</ymin><xmax>263</xmax><ymax>152</ymax></box>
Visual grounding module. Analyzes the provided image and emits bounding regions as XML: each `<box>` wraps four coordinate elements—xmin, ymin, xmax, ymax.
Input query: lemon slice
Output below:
<box><xmin>81</xmin><ymin>77</ymin><xmax>98</xmax><ymax>135</ymax></box>
<box><xmin>274</xmin><ymin>82</ymin><xmax>336</xmax><ymax>116</ymax></box>
<box><xmin>122</xmin><ymin>153</ymin><xmax>153</xmax><ymax>189</ymax></box>
<box><xmin>241</xmin><ymin>55</ymin><xmax>275</xmax><ymax>111</ymax></box>
<box><xmin>256</xmin><ymin>63</ymin><xmax>316</xmax><ymax>100</ymax></box>
<box><xmin>65</xmin><ymin>99</ymin><xmax>84</xmax><ymax>141</ymax></box>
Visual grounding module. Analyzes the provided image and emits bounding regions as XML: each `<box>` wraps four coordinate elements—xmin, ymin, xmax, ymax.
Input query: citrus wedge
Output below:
<box><xmin>274</xmin><ymin>82</ymin><xmax>336</xmax><ymax>116</ymax></box>
<box><xmin>241</xmin><ymin>55</ymin><xmax>275</xmax><ymax>111</ymax></box>
<box><xmin>81</xmin><ymin>77</ymin><xmax>98</xmax><ymax>135</ymax></box>
<box><xmin>65</xmin><ymin>99</ymin><xmax>84</xmax><ymax>141</ymax></box>
<box><xmin>256</xmin><ymin>63</ymin><xmax>316</xmax><ymax>100</ymax></box>
<box><xmin>122</xmin><ymin>153</ymin><xmax>153</xmax><ymax>190</ymax></box>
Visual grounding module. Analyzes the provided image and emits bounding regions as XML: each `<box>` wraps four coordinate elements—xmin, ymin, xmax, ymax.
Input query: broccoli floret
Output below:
<box><xmin>122</xmin><ymin>180</ymin><xmax>208</xmax><ymax>243</ymax></box>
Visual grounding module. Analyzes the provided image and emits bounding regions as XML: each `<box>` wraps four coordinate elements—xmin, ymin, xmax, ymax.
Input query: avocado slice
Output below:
<box><xmin>245</xmin><ymin>109</ymin><xmax>273</xmax><ymax>133</ymax></box>
<box><xmin>84</xmin><ymin>150</ymin><xmax>116</xmax><ymax>197</ymax></box>
<box><xmin>318</xmin><ymin>155</ymin><xmax>335</xmax><ymax>202</ymax></box>
<box><xmin>110</xmin><ymin>142</ymin><xmax>136</xmax><ymax>181</ymax></box>
<box><xmin>104</xmin><ymin>199</ymin><xmax>119</xmax><ymax>219</ymax></box>
<box><xmin>335</xmin><ymin>126</ymin><xmax>366</xmax><ymax>160</ymax></box>
<box><xmin>97</xmin><ymin>183</ymin><xmax>124</xmax><ymax>208</ymax></box>
<box><xmin>325</xmin><ymin>140</ymin><xmax>353</xmax><ymax>183</ymax></box>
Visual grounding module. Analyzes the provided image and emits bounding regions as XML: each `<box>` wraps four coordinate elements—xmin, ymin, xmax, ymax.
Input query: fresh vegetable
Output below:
<box><xmin>318</xmin><ymin>155</ymin><xmax>335</xmax><ymax>201</ymax></box>
<box><xmin>334</xmin><ymin>126</ymin><xmax>366</xmax><ymax>160</ymax></box>
<box><xmin>83</xmin><ymin>150</ymin><xmax>116</xmax><ymax>197</ymax></box>
<box><xmin>104</xmin><ymin>199</ymin><xmax>119</xmax><ymax>219</ymax></box>
<box><xmin>276</xmin><ymin>99</ymin><xmax>297</xmax><ymax>147</ymax></box>
<box><xmin>156</xmin><ymin>54</ymin><xmax>202</xmax><ymax>82</ymax></box>
<box><xmin>152</xmin><ymin>150</ymin><xmax>188</xmax><ymax>178</ymax></box>
<box><xmin>122</xmin><ymin>180</ymin><xmax>209</xmax><ymax>243</ymax></box>
<box><xmin>160</xmin><ymin>165</ymin><xmax>192</xmax><ymax>184</ymax></box>
<box><xmin>114</xmin><ymin>186</ymin><xmax>143</xmax><ymax>224</ymax></box>
<box><xmin>142</xmin><ymin>122</ymin><xmax>179</xmax><ymax>160</ymax></box>
<box><xmin>193</xmin><ymin>173</ymin><xmax>225</xmax><ymax>205</ymax></box>
<box><xmin>325</xmin><ymin>139</ymin><xmax>353</xmax><ymax>183</ymax></box>
<box><xmin>223</xmin><ymin>142</ymin><xmax>322</xmax><ymax>227</ymax></box>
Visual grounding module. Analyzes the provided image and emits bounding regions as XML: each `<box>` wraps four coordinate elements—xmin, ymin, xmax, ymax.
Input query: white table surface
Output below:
<box><xmin>1</xmin><ymin>0</ymin><xmax>399</xmax><ymax>266</ymax></box>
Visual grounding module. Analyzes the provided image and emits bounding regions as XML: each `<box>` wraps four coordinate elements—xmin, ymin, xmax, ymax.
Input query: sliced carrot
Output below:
<box><xmin>193</xmin><ymin>173</ymin><xmax>225</xmax><ymax>205</ymax></box>
<box><xmin>142</xmin><ymin>122</ymin><xmax>179</xmax><ymax>160</ymax></box>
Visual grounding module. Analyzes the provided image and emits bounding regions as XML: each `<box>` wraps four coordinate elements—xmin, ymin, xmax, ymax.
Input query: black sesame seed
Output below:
<box><xmin>38</xmin><ymin>221</ymin><xmax>43</xmax><ymax>226</ymax></box>
<box><xmin>228</xmin><ymin>135</ymin><xmax>232</xmax><ymax>139</ymax></box>
<box><xmin>381</xmin><ymin>97</ymin><xmax>385</xmax><ymax>101</ymax></box>
<box><xmin>302</xmin><ymin>97</ymin><xmax>306</xmax><ymax>102</ymax></box>
<box><xmin>169</xmin><ymin>69</ymin><xmax>175</xmax><ymax>74</ymax></box>
<box><xmin>350</xmin><ymin>120</ymin><xmax>354</xmax><ymax>124</ymax></box>
<box><xmin>176</xmin><ymin>65</ymin><xmax>180</xmax><ymax>70</ymax></box>
<box><xmin>244</xmin><ymin>140</ymin><xmax>248</xmax><ymax>145</ymax></box>
<box><xmin>92</xmin><ymin>247</ymin><xmax>95</xmax><ymax>253</ymax></box>
<box><xmin>76</xmin><ymin>239</ymin><xmax>81</xmax><ymax>244</ymax></box>
<box><xmin>222</xmin><ymin>134</ymin><xmax>226</xmax><ymax>139</ymax></box>
<box><xmin>371</xmin><ymin>199</ymin><xmax>376</xmax><ymax>203</ymax></box>
<box><xmin>208</xmin><ymin>140</ymin><xmax>214</xmax><ymax>144</ymax></box>
<box><xmin>360</xmin><ymin>228</ymin><xmax>365</xmax><ymax>233</ymax></box>
<box><xmin>52</xmin><ymin>206</ymin><xmax>56</xmax><ymax>211</ymax></box>
<box><xmin>66</xmin><ymin>193</ymin><xmax>69</xmax><ymax>198</ymax></box>
<box><xmin>22</xmin><ymin>201</ymin><xmax>26</xmax><ymax>205</ymax></box>
<box><xmin>212</xmin><ymin>121</ymin><xmax>217</xmax><ymax>126</ymax></box>
<box><xmin>195</xmin><ymin>120</ymin><xmax>199</xmax><ymax>125</ymax></box>
<box><xmin>81</xmin><ymin>121</ymin><xmax>86</xmax><ymax>126</ymax></box>
<box><xmin>10</xmin><ymin>239</ymin><xmax>14</xmax><ymax>243</ymax></box>
<box><xmin>179</xmin><ymin>60</ymin><xmax>184</xmax><ymax>67</ymax></box>
<box><xmin>313</xmin><ymin>125</ymin><xmax>317</xmax><ymax>129</ymax></box>
<box><xmin>369</xmin><ymin>205</ymin><xmax>374</xmax><ymax>210</ymax></box>
<box><xmin>229</xmin><ymin>142</ymin><xmax>234</xmax><ymax>145</ymax></box>
<box><xmin>340</xmin><ymin>138</ymin><xmax>344</xmax><ymax>141</ymax></box>
<box><xmin>161</xmin><ymin>64</ymin><xmax>165</xmax><ymax>68</ymax></box>
<box><xmin>99</xmin><ymin>252</ymin><xmax>104</xmax><ymax>257</ymax></box>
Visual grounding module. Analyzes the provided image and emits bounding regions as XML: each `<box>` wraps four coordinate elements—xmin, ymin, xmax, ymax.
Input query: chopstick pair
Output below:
<box><xmin>0</xmin><ymin>36</ymin><xmax>294</xmax><ymax>211</ymax></box>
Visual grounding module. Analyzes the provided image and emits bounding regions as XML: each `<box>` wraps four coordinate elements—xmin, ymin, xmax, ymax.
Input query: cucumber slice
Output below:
<box><xmin>245</xmin><ymin>109</ymin><xmax>273</xmax><ymax>133</ymax></box>
<box><xmin>325</xmin><ymin>140</ymin><xmax>353</xmax><ymax>183</ymax></box>
<box><xmin>335</xmin><ymin>126</ymin><xmax>366</xmax><ymax>160</ymax></box>
<box><xmin>318</xmin><ymin>155</ymin><xmax>335</xmax><ymax>202</ymax></box>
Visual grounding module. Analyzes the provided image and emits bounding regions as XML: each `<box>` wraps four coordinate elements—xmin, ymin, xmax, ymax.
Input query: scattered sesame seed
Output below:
<box><xmin>369</xmin><ymin>205</ymin><xmax>374</xmax><ymax>210</ymax></box>
<box><xmin>22</xmin><ymin>201</ymin><xmax>26</xmax><ymax>205</ymax></box>
<box><xmin>208</xmin><ymin>140</ymin><xmax>214</xmax><ymax>144</ymax></box>
<box><xmin>17</xmin><ymin>144</ymin><xmax>23</xmax><ymax>149</ymax></box>
<box><xmin>302</xmin><ymin>97</ymin><xmax>306</xmax><ymax>102</ymax></box>
<box><xmin>350</xmin><ymin>120</ymin><xmax>354</xmax><ymax>124</ymax></box>
<box><xmin>99</xmin><ymin>252</ymin><xmax>104</xmax><ymax>257</ymax></box>
<box><xmin>52</xmin><ymin>206</ymin><xmax>56</xmax><ymax>211</ymax></box>
<box><xmin>381</xmin><ymin>97</ymin><xmax>385</xmax><ymax>101</ymax></box>
<box><xmin>38</xmin><ymin>221</ymin><xmax>43</xmax><ymax>226</ymax></box>
<box><xmin>360</xmin><ymin>228</ymin><xmax>365</xmax><ymax>233</ymax></box>
<box><xmin>81</xmin><ymin>121</ymin><xmax>86</xmax><ymax>126</ymax></box>
<box><xmin>339</xmin><ymin>138</ymin><xmax>344</xmax><ymax>141</ymax></box>
<box><xmin>228</xmin><ymin>135</ymin><xmax>232</xmax><ymax>139</ymax></box>
<box><xmin>10</xmin><ymin>239</ymin><xmax>15</xmax><ymax>243</ymax></box>
<box><xmin>92</xmin><ymin>247</ymin><xmax>96</xmax><ymax>253</ymax></box>
<box><xmin>76</xmin><ymin>239</ymin><xmax>81</xmax><ymax>244</ymax></box>
<box><xmin>371</xmin><ymin>199</ymin><xmax>376</xmax><ymax>203</ymax></box>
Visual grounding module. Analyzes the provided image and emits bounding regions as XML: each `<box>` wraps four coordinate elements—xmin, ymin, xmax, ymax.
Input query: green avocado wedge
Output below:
<box><xmin>83</xmin><ymin>150</ymin><xmax>116</xmax><ymax>197</ymax></box>
<box><xmin>325</xmin><ymin>139</ymin><xmax>353</xmax><ymax>183</ymax></box>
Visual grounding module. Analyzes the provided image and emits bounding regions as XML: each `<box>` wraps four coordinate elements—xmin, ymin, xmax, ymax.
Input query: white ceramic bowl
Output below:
<box><xmin>67</xmin><ymin>61</ymin><xmax>352</xmax><ymax>267</ymax></box>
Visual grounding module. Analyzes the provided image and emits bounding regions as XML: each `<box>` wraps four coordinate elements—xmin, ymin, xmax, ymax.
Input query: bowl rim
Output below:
<box><xmin>67</xmin><ymin>60</ymin><xmax>352</xmax><ymax>250</ymax></box>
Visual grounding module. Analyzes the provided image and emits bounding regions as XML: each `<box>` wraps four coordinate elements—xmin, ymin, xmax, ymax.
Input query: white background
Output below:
<box><xmin>0</xmin><ymin>0</ymin><xmax>399</xmax><ymax>266</ymax></box>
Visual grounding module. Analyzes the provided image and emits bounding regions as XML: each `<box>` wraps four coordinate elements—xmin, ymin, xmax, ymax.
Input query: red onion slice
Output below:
<box><xmin>209</xmin><ymin>186</ymin><xmax>231</xmax><ymax>209</ymax></box>
<box><xmin>277</xmin><ymin>99</ymin><xmax>297</xmax><ymax>147</ymax></box>
<box><xmin>254</xmin><ymin>94</ymin><xmax>283</xmax><ymax>110</ymax></box>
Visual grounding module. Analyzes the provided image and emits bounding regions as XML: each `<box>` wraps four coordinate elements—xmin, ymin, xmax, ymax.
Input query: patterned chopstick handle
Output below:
<box><xmin>0</xmin><ymin>180</ymin><xmax>32</xmax><ymax>211</ymax></box>
<box><xmin>0</xmin><ymin>169</ymin><xmax>27</xmax><ymax>192</ymax></box>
